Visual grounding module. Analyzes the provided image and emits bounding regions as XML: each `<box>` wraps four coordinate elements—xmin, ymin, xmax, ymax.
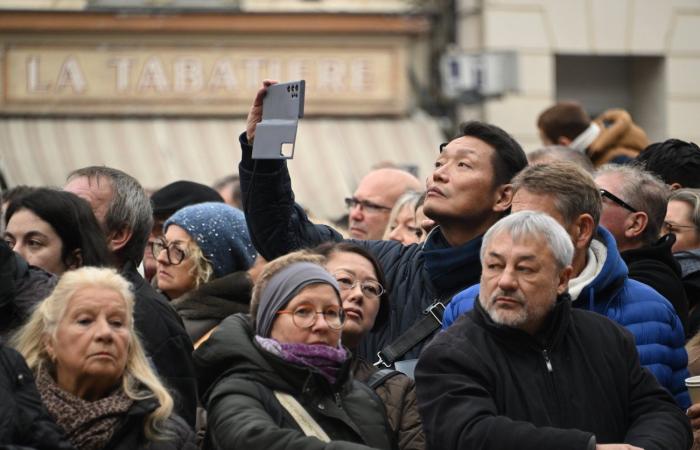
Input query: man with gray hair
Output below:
<box><xmin>595</xmin><ymin>164</ymin><xmax>688</xmax><ymax>332</ymax></box>
<box><xmin>65</xmin><ymin>166</ymin><xmax>197</xmax><ymax>426</ymax></box>
<box><xmin>416</xmin><ymin>211</ymin><xmax>691</xmax><ymax>450</ymax></box>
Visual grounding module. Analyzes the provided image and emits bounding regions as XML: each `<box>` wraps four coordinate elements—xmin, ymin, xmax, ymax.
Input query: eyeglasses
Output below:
<box><xmin>662</xmin><ymin>221</ymin><xmax>698</xmax><ymax>234</ymax></box>
<box><xmin>276</xmin><ymin>303</ymin><xmax>345</xmax><ymax>330</ymax></box>
<box><xmin>150</xmin><ymin>239</ymin><xmax>187</xmax><ymax>265</ymax></box>
<box><xmin>344</xmin><ymin>197</ymin><xmax>392</xmax><ymax>214</ymax></box>
<box><xmin>600</xmin><ymin>189</ymin><xmax>638</xmax><ymax>213</ymax></box>
<box><xmin>334</xmin><ymin>271</ymin><xmax>384</xmax><ymax>298</ymax></box>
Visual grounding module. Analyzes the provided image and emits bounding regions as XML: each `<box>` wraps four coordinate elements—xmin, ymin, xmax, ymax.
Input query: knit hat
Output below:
<box><xmin>151</xmin><ymin>181</ymin><xmax>224</xmax><ymax>220</ymax></box>
<box><xmin>164</xmin><ymin>203</ymin><xmax>256</xmax><ymax>278</ymax></box>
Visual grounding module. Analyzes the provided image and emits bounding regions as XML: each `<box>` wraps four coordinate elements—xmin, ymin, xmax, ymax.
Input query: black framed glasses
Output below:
<box><xmin>334</xmin><ymin>271</ymin><xmax>384</xmax><ymax>298</ymax></box>
<box><xmin>344</xmin><ymin>197</ymin><xmax>392</xmax><ymax>214</ymax></box>
<box><xmin>600</xmin><ymin>189</ymin><xmax>638</xmax><ymax>213</ymax></box>
<box><xmin>150</xmin><ymin>239</ymin><xmax>187</xmax><ymax>265</ymax></box>
<box><xmin>276</xmin><ymin>303</ymin><xmax>346</xmax><ymax>330</ymax></box>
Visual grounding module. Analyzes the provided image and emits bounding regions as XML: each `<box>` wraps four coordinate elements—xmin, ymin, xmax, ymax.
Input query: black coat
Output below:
<box><xmin>121</xmin><ymin>263</ymin><xmax>197</xmax><ymax>427</ymax></box>
<box><xmin>238</xmin><ymin>134</ymin><xmax>482</xmax><ymax>361</ymax></box>
<box><xmin>621</xmin><ymin>234</ymin><xmax>689</xmax><ymax>334</ymax></box>
<box><xmin>415</xmin><ymin>295</ymin><xmax>692</xmax><ymax>450</ymax></box>
<box><xmin>193</xmin><ymin>314</ymin><xmax>395</xmax><ymax>450</ymax></box>
<box><xmin>102</xmin><ymin>398</ymin><xmax>196</xmax><ymax>450</ymax></box>
<box><xmin>0</xmin><ymin>345</ymin><xmax>75</xmax><ymax>450</ymax></box>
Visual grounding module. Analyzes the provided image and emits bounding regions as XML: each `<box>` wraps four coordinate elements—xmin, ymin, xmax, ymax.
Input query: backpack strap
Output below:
<box><xmin>273</xmin><ymin>391</ymin><xmax>331</xmax><ymax>443</ymax></box>
<box><xmin>367</xmin><ymin>368</ymin><xmax>402</xmax><ymax>390</ymax></box>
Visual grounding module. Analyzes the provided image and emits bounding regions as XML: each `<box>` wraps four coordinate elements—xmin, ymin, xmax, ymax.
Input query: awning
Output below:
<box><xmin>0</xmin><ymin>113</ymin><xmax>445</xmax><ymax>220</ymax></box>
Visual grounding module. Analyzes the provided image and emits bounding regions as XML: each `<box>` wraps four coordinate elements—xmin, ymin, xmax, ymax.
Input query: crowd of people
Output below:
<box><xmin>1</xmin><ymin>80</ymin><xmax>700</xmax><ymax>450</ymax></box>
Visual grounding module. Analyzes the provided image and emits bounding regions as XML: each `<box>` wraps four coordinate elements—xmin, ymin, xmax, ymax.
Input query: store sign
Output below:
<box><xmin>1</xmin><ymin>43</ymin><xmax>408</xmax><ymax>115</ymax></box>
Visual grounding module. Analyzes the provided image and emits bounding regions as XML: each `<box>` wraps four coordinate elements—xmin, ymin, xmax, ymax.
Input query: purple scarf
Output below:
<box><xmin>255</xmin><ymin>336</ymin><xmax>348</xmax><ymax>384</ymax></box>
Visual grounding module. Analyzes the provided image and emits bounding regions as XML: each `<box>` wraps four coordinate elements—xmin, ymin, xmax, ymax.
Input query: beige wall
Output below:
<box><xmin>456</xmin><ymin>0</ymin><xmax>700</xmax><ymax>151</ymax></box>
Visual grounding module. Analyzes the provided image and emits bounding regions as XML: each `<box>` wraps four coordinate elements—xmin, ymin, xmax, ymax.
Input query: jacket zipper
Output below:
<box><xmin>542</xmin><ymin>349</ymin><xmax>553</xmax><ymax>372</ymax></box>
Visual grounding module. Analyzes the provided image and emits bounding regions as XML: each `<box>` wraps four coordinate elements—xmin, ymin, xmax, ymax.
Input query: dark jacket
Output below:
<box><xmin>678</xmin><ymin>249</ymin><xmax>700</xmax><ymax>338</ymax></box>
<box><xmin>621</xmin><ymin>233</ymin><xmax>689</xmax><ymax>334</ymax></box>
<box><xmin>352</xmin><ymin>358</ymin><xmax>424</xmax><ymax>450</ymax></box>
<box><xmin>121</xmin><ymin>262</ymin><xmax>197</xmax><ymax>427</ymax></box>
<box><xmin>238</xmin><ymin>134</ymin><xmax>482</xmax><ymax>361</ymax></box>
<box><xmin>417</xmin><ymin>295</ymin><xmax>692</xmax><ymax>450</ymax></box>
<box><xmin>0</xmin><ymin>241</ymin><xmax>56</xmax><ymax>343</ymax></box>
<box><xmin>0</xmin><ymin>345</ymin><xmax>75</xmax><ymax>450</ymax></box>
<box><xmin>171</xmin><ymin>271</ymin><xmax>253</xmax><ymax>345</ymax></box>
<box><xmin>444</xmin><ymin>226</ymin><xmax>691</xmax><ymax>408</ymax></box>
<box><xmin>193</xmin><ymin>313</ymin><xmax>395</xmax><ymax>450</ymax></box>
<box><xmin>103</xmin><ymin>398</ymin><xmax>196</xmax><ymax>450</ymax></box>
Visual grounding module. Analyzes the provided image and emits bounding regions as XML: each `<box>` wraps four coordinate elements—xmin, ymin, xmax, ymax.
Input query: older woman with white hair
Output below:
<box><xmin>12</xmin><ymin>266</ymin><xmax>196</xmax><ymax>450</ymax></box>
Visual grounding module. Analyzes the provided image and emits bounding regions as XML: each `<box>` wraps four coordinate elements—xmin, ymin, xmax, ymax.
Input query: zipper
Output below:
<box><xmin>542</xmin><ymin>349</ymin><xmax>553</xmax><ymax>373</ymax></box>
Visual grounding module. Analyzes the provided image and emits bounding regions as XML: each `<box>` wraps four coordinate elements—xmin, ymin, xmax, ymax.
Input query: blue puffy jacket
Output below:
<box><xmin>443</xmin><ymin>226</ymin><xmax>690</xmax><ymax>408</ymax></box>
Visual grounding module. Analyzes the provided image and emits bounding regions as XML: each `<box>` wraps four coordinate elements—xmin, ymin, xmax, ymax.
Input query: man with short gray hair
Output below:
<box><xmin>416</xmin><ymin>211</ymin><xmax>692</xmax><ymax>450</ymax></box>
<box><xmin>594</xmin><ymin>164</ymin><xmax>688</xmax><ymax>332</ymax></box>
<box><xmin>65</xmin><ymin>166</ymin><xmax>197</xmax><ymax>426</ymax></box>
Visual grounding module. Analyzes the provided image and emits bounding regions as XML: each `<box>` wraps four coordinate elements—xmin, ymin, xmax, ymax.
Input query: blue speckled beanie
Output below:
<box><xmin>164</xmin><ymin>202</ymin><xmax>256</xmax><ymax>278</ymax></box>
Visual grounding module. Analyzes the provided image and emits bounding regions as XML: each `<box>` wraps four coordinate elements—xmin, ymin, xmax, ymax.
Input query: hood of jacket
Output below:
<box><xmin>621</xmin><ymin>233</ymin><xmax>682</xmax><ymax>277</ymax></box>
<box><xmin>577</xmin><ymin>226</ymin><xmax>628</xmax><ymax>310</ymax></box>
<box><xmin>193</xmin><ymin>313</ymin><xmax>353</xmax><ymax>404</ymax></box>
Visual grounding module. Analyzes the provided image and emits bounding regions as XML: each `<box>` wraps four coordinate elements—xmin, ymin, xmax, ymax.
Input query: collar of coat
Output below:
<box><xmin>422</xmin><ymin>227</ymin><xmax>483</xmax><ymax>296</ymax></box>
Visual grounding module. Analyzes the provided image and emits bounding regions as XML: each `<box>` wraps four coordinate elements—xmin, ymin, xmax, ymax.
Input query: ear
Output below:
<box><xmin>44</xmin><ymin>334</ymin><xmax>56</xmax><ymax>363</ymax></box>
<box><xmin>670</xmin><ymin>182</ymin><xmax>683</xmax><ymax>191</ymax></box>
<box><xmin>556</xmin><ymin>265</ymin><xmax>574</xmax><ymax>295</ymax></box>
<box><xmin>65</xmin><ymin>248</ymin><xmax>83</xmax><ymax>270</ymax></box>
<box><xmin>107</xmin><ymin>226</ymin><xmax>133</xmax><ymax>254</ymax></box>
<box><xmin>623</xmin><ymin>212</ymin><xmax>647</xmax><ymax>240</ymax></box>
<box><xmin>557</xmin><ymin>136</ymin><xmax>572</xmax><ymax>146</ymax></box>
<box><xmin>492</xmin><ymin>184</ymin><xmax>514</xmax><ymax>213</ymax></box>
<box><xmin>569</xmin><ymin>214</ymin><xmax>596</xmax><ymax>251</ymax></box>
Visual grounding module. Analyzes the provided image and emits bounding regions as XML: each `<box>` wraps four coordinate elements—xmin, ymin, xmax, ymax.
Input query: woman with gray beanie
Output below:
<box><xmin>152</xmin><ymin>202</ymin><xmax>257</xmax><ymax>347</ymax></box>
<box><xmin>193</xmin><ymin>250</ymin><xmax>395</xmax><ymax>450</ymax></box>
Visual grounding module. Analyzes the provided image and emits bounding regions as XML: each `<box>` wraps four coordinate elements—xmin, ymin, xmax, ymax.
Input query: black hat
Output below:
<box><xmin>151</xmin><ymin>180</ymin><xmax>224</xmax><ymax>219</ymax></box>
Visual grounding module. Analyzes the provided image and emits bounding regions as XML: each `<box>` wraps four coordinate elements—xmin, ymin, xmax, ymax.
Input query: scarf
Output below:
<box><xmin>423</xmin><ymin>228</ymin><xmax>483</xmax><ymax>295</ymax></box>
<box><xmin>35</xmin><ymin>366</ymin><xmax>133</xmax><ymax>450</ymax></box>
<box><xmin>255</xmin><ymin>336</ymin><xmax>348</xmax><ymax>384</ymax></box>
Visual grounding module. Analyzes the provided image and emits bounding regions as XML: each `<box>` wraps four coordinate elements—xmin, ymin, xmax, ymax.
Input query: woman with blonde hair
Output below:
<box><xmin>383</xmin><ymin>191</ymin><xmax>424</xmax><ymax>245</ymax></box>
<box><xmin>153</xmin><ymin>202</ymin><xmax>256</xmax><ymax>347</ymax></box>
<box><xmin>12</xmin><ymin>266</ymin><xmax>196</xmax><ymax>450</ymax></box>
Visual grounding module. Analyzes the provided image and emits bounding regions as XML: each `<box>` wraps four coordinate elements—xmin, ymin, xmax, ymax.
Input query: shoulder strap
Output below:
<box><xmin>273</xmin><ymin>391</ymin><xmax>331</xmax><ymax>443</ymax></box>
<box><xmin>367</xmin><ymin>368</ymin><xmax>401</xmax><ymax>389</ymax></box>
<box><xmin>374</xmin><ymin>300</ymin><xmax>447</xmax><ymax>368</ymax></box>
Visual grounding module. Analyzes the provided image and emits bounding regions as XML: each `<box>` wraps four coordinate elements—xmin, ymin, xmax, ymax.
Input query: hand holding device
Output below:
<box><xmin>252</xmin><ymin>80</ymin><xmax>305</xmax><ymax>160</ymax></box>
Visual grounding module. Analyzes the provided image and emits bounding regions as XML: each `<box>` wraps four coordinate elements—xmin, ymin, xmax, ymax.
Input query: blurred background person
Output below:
<box><xmin>635</xmin><ymin>139</ymin><xmax>700</xmax><ymax>190</ymax></box>
<box><xmin>383</xmin><ymin>191</ymin><xmax>423</xmax><ymax>245</ymax></box>
<box><xmin>155</xmin><ymin>202</ymin><xmax>256</xmax><ymax>346</ymax></box>
<box><xmin>4</xmin><ymin>188</ymin><xmax>112</xmax><ymax>276</ymax></box>
<box><xmin>145</xmin><ymin>181</ymin><xmax>224</xmax><ymax>282</ymax></box>
<box><xmin>211</xmin><ymin>174</ymin><xmax>242</xmax><ymax>209</ymax></box>
<box><xmin>12</xmin><ymin>266</ymin><xmax>196</xmax><ymax>450</ymax></box>
<box><xmin>194</xmin><ymin>251</ymin><xmax>395</xmax><ymax>449</ymax></box>
<box><xmin>527</xmin><ymin>145</ymin><xmax>595</xmax><ymax>173</ymax></box>
<box><xmin>314</xmin><ymin>241</ymin><xmax>424</xmax><ymax>450</ymax></box>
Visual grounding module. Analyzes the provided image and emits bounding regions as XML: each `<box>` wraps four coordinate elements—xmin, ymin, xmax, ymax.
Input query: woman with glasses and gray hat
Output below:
<box><xmin>152</xmin><ymin>202</ymin><xmax>257</xmax><ymax>347</ymax></box>
<box><xmin>193</xmin><ymin>250</ymin><xmax>395</xmax><ymax>450</ymax></box>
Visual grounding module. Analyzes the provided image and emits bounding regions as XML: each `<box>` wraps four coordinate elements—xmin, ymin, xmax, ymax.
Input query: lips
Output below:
<box><xmin>344</xmin><ymin>307</ymin><xmax>363</xmax><ymax>321</ymax></box>
<box><xmin>426</xmin><ymin>187</ymin><xmax>445</xmax><ymax>198</ymax></box>
<box><xmin>349</xmin><ymin>227</ymin><xmax>367</xmax><ymax>239</ymax></box>
<box><xmin>493</xmin><ymin>296</ymin><xmax>524</xmax><ymax>308</ymax></box>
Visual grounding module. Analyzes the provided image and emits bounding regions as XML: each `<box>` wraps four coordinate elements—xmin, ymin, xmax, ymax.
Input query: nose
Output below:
<box><xmin>94</xmin><ymin>317</ymin><xmax>115</xmax><ymax>342</ymax></box>
<box><xmin>388</xmin><ymin>225</ymin><xmax>404</xmax><ymax>244</ymax></box>
<box><xmin>497</xmin><ymin>267</ymin><xmax>518</xmax><ymax>292</ymax></box>
<box><xmin>155</xmin><ymin>247</ymin><xmax>169</xmax><ymax>265</ymax></box>
<box><xmin>349</xmin><ymin>203</ymin><xmax>364</xmax><ymax>222</ymax></box>
<box><xmin>431</xmin><ymin>164</ymin><xmax>448</xmax><ymax>184</ymax></box>
<box><xmin>344</xmin><ymin>283</ymin><xmax>365</xmax><ymax>305</ymax></box>
<box><xmin>311</xmin><ymin>312</ymin><xmax>331</xmax><ymax>332</ymax></box>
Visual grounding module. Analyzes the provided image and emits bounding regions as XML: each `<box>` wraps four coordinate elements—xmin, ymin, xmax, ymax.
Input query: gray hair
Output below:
<box><xmin>527</xmin><ymin>145</ymin><xmax>595</xmax><ymax>173</ymax></box>
<box><xmin>481</xmin><ymin>211</ymin><xmax>574</xmax><ymax>270</ymax></box>
<box><xmin>67</xmin><ymin>167</ymin><xmax>153</xmax><ymax>266</ymax></box>
<box><xmin>669</xmin><ymin>188</ymin><xmax>700</xmax><ymax>229</ymax></box>
<box><xmin>382</xmin><ymin>190</ymin><xmax>422</xmax><ymax>240</ymax></box>
<box><xmin>596</xmin><ymin>164</ymin><xmax>670</xmax><ymax>246</ymax></box>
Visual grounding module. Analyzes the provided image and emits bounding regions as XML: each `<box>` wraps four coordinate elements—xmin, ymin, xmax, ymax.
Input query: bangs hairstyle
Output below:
<box><xmin>11</xmin><ymin>267</ymin><xmax>175</xmax><ymax>441</ymax></box>
<box><xmin>512</xmin><ymin>161</ymin><xmax>601</xmax><ymax>227</ymax></box>
<box><xmin>481</xmin><ymin>211</ymin><xmax>574</xmax><ymax>270</ymax></box>
<box><xmin>312</xmin><ymin>241</ymin><xmax>390</xmax><ymax>332</ymax></box>
<box><xmin>249</xmin><ymin>250</ymin><xmax>327</xmax><ymax>332</ymax></box>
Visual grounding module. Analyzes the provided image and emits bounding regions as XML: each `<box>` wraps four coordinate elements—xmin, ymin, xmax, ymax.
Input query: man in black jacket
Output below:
<box><xmin>64</xmin><ymin>166</ymin><xmax>197</xmax><ymax>427</ymax></box>
<box><xmin>239</xmin><ymin>80</ymin><xmax>528</xmax><ymax>363</ymax></box>
<box><xmin>594</xmin><ymin>164</ymin><xmax>689</xmax><ymax>332</ymax></box>
<box><xmin>415</xmin><ymin>211</ymin><xmax>692</xmax><ymax>450</ymax></box>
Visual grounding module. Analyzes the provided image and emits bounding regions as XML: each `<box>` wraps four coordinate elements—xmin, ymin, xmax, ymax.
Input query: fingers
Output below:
<box><xmin>252</xmin><ymin>79</ymin><xmax>279</xmax><ymax>106</ymax></box>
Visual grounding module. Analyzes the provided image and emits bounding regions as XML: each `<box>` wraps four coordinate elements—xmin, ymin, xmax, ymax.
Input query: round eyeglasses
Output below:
<box><xmin>334</xmin><ymin>271</ymin><xmax>384</xmax><ymax>298</ymax></box>
<box><xmin>150</xmin><ymin>240</ymin><xmax>187</xmax><ymax>265</ymax></box>
<box><xmin>276</xmin><ymin>303</ymin><xmax>346</xmax><ymax>330</ymax></box>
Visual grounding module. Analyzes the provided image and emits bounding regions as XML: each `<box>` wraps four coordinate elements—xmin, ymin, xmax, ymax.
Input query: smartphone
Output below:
<box><xmin>252</xmin><ymin>80</ymin><xmax>306</xmax><ymax>160</ymax></box>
